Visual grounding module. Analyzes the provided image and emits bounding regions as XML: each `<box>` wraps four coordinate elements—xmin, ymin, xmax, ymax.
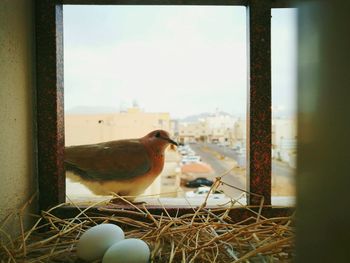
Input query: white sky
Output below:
<box><xmin>63</xmin><ymin>6</ymin><xmax>297</xmax><ymax>119</ymax></box>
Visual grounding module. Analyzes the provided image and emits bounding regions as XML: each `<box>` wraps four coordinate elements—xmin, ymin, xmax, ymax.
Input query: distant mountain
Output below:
<box><xmin>180</xmin><ymin>111</ymin><xmax>234</xmax><ymax>123</ymax></box>
<box><xmin>66</xmin><ymin>106</ymin><xmax>119</xmax><ymax>114</ymax></box>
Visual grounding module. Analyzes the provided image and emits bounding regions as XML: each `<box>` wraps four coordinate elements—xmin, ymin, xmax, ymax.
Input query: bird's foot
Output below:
<box><xmin>108</xmin><ymin>197</ymin><xmax>146</xmax><ymax>207</ymax></box>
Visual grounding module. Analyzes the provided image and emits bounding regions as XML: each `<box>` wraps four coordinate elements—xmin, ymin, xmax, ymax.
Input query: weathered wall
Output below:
<box><xmin>0</xmin><ymin>0</ymin><xmax>37</xmax><ymax>237</ymax></box>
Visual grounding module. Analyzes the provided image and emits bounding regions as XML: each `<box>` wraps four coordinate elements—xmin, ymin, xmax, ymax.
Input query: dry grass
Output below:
<box><xmin>0</xmin><ymin>177</ymin><xmax>294</xmax><ymax>262</ymax></box>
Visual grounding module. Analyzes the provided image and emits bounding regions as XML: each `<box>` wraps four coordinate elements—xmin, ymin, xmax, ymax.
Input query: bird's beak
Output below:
<box><xmin>161</xmin><ymin>136</ymin><xmax>178</xmax><ymax>146</ymax></box>
<box><xmin>168</xmin><ymin>138</ymin><xmax>178</xmax><ymax>146</ymax></box>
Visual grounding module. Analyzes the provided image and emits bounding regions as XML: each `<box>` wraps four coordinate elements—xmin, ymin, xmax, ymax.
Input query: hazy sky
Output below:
<box><xmin>63</xmin><ymin>6</ymin><xmax>297</xmax><ymax>118</ymax></box>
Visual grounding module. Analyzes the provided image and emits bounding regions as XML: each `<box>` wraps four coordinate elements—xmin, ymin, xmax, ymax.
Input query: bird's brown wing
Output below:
<box><xmin>64</xmin><ymin>139</ymin><xmax>151</xmax><ymax>181</ymax></box>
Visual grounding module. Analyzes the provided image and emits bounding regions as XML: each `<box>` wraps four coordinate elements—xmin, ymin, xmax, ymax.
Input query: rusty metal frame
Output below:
<box><xmin>36</xmin><ymin>0</ymin><xmax>294</xmax><ymax>211</ymax></box>
<box><xmin>246</xmin><ymin>0</ymin><xmax>271</xmax><ymax>205</ymax></box>
<box><xmin>36</xmin><ymin>1</ymin><xmax>65</xmax><ymax>210</ymax></box>
<box><xmin>61</xmin><ymin>0</ymin><xmax>248</xmax><ymax>4</ymax></box>
<box><xmin>53</xmin><ymin>205</ymin><xmax>294</xmax><ymax>224</ymax></box>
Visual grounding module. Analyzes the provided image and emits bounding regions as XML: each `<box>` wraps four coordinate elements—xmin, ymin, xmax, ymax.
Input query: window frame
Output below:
<box><xmin>36</xmin><ymin>0</ymin><xmax>296</xmax><ymax>211</ymax></box>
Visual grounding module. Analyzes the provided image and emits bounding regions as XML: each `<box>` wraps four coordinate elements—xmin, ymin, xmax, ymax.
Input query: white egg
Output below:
<box><xmin>102</xmin><ymin>238</ymin><xmax>150</xmax><ymax>263</ymax></box>
<box><xmin>77</xmin><ymin>224</ymin><xmax>124</xmax><ymax>262</ymax></box>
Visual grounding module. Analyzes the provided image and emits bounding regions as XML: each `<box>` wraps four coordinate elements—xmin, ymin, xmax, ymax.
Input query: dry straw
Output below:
<box><xmin>0</xmin><ymin>175</ymin><xmax>294</xmax><ymax>262</ymax></box>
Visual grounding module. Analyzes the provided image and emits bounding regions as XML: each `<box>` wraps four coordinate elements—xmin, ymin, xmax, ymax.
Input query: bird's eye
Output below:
<box><xmin>155</xmin><ymin>132</ymin><xmax>161</xmax><ymax>138</ymax></box>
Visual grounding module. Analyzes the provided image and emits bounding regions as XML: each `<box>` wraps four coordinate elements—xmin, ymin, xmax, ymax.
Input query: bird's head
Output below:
<box><xmin>142</xmin><ymin>130</ymin><xmax>178</xmax><ymax>150</ymax></box>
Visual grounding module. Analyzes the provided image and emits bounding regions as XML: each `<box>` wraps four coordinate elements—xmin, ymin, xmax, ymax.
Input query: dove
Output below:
<box><xmin>65</xmin><ymin>130</ymin><xmax>177</xmax><ymax>200</ymax></box>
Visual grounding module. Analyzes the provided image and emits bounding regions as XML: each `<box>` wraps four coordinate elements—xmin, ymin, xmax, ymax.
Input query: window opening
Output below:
<box><xmin>271</xmin><ymin>8</ymin><xmax>297</xmax><ymax>206</ymax></box>
<box><xmin>63</xmin><ymin>5</ymin><xmax>248</xmax><ymax>205</ymax></box>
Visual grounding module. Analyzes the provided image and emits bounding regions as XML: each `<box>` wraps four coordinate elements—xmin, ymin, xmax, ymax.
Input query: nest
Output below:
<box><xmin>0</xmin><ymin>177</ymin><xmax>295</xmax><ymax>262</ymax></box>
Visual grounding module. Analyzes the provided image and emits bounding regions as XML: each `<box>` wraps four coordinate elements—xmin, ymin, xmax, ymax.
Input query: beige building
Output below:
<box><xmin>233</xmin><ymin>119</ymin><xmax>246</xmax><ymax>141</ymax></box>
<box><xmin>178</xmin><ymin>115</ymin><xmax>246</xmax><ymax>146</ymax></box>
<box><xmin>272</xmin><ymin>118</ymin><xmax>297</xmax><ymax>165</ymax></box>
<box><xmin>65</xmin><ymin>106</ymin><xmax>172</xmax><ymax>146</ymax></box>
<box><xmin>178</xmin><ymin>121</ymin><xmax>208</xmax><ymax>143</ymax></box>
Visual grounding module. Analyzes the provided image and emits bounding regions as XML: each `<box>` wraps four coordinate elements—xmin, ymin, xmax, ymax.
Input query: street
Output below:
<box><xmin>190</xmin><ymin>143</ymin><xmax>246</xmax><ymax>198</ymax></box>
<box><xmin>188</xmin><ymin>143</ymin><xmax>296</xmax><ymax>197</ymax></box>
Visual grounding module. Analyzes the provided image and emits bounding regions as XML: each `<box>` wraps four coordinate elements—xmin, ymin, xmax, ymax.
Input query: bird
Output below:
<box><xmin>65</xmin><ymin>130</ymin><xmax>178</xmax><ymax>200</ymax></box>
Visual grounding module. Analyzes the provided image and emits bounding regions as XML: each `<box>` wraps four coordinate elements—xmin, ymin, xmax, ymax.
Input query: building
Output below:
<box><xmin>178</xmin><ymin>112</ymin><xmax>243</xmax><ymax>145</ymax></box>
<box><xmin>178</xmin><ymin>120</ymin><xmax>208</xmax><ymax>144</ymax></box>
<box><xmin>65</xmin><ymin>106</ymin><xmax>172</xmax><ymax>146</ymax></box>
<box><xmin>272</xmin><ymin>118</ymin><xmax>297</xmax><ymax>165</ymax></box>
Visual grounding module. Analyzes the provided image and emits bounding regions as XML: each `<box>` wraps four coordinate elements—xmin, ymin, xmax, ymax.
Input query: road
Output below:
<box><xmin>198</xmin><ymin>143</ymin><xmax>295</xmax><ymax>178</ymax></box>
<box><xmin>190</xmin><ymin>143</ymin><xmax>246</xmax><ymax>198</ymax></box>
<box><xmin>188</xmin><ymin>143</ymin><xmax>295</xmax><ymax>197</ymax></box>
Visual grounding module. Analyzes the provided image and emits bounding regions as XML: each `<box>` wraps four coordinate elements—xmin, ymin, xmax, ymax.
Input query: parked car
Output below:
<box><xmin>179</xmin><ymin>149</ymin><xmax>189</xmax><ymax>155</ymax></box>
<box><xmin>185</xmin><ymin>177</ymin><xmax>213</xmax><ymax>188</ymax></box>
<box><xmin>186</xmin><ymin>186</ymin><xmax>225</xmax><ymax>199</ymax></box>
<box><xmin>181</xmin><ymin>155</ymin><xmax>201</xmax><ymax>164</ymax></box>
<box><xmin>178</xmin><ymin>145</ymin><xmax>193</xmax><ymax>156</ymax></box>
